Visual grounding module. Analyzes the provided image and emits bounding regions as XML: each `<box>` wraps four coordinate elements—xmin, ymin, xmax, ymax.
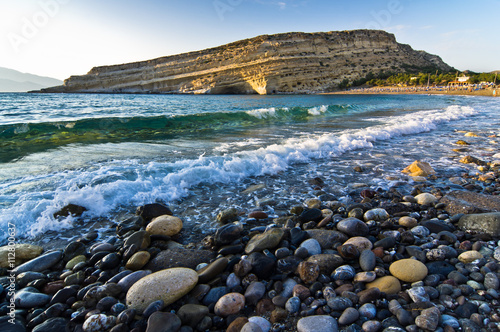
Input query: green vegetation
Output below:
<box><xmin>337</xmin><ymin>68</ymin><xmax>498</xmax><ymax>90</ymax></box>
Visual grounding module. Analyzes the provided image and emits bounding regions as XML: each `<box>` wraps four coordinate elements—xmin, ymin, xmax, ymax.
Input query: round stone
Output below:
<box><xmin>245</xmin><ymin>228</ymin><xmax>284</xmax><ymax>254</ymax></box>
<box><xmin>363</xmin><ymin>208</ymin><xmax>389</xmax><ymax>222</ymax></box>
<box><xmin>285</xmin><ymin>296</ymin><xmax>300</xmax><ymax>313</ymax></box>
<box><xmin>146</xmin><ymin>215</ymin><xmax>183</xmax><ymax>237</ymax></box>
<box><xmin>82</xmin><ymin>314</ymin><xmax>116</xmax><ymax>332</ymax></box>
<box><xmin>307</xmin><ymin>254</ymin><xmax>344</xmax><ymax>275</ymax></box>
<box><xmin>366</xmin><ymin>276</ymin><xmax>401</xmax><ymax>294</ymax></box>
<box><xmin>198</xmin><ymin>257</ymin><xmax>229</xmax><ymax>284</ymax></box>
<box><xmin>0</xmin><ymin>243</ymin><xmax>43</xmax><ymax>268</ymax></box>
<box><xmin>297</xmin><ymin>315</ymin><xmax>338</xmax><ymax>332</ymax></box>
<box><xmin>14</xmin><ymin>289</ymin><xmax>51</xmax><ymax>308</ymax></box>
<box><xmin>332</xmin><ymin>265</ymin><xmax>356</xmax><ymax>281</ymax></box>
<box><xmin>458</xmin><ymin>250</ymin><xmax>483</xmax><ymax>263</ymax></box>
<box><xmin>337</xmin><ymin>218</ymin><xmax>369</xmax><ymax>237</ymax></box>
<box><xmin>389</xmin><ymin>258</ymin><xmax>428</xmax><ymax>283</ymax></box>
<box><xmin>214</xmin><ymin>292</ymin><xmax>245</xmax><ymax>317</ymax></box>
<box><xmin>414</xmin><ymin>193</ymin><xmax>438</xmax><ymax>205</ymax></box>
<box><xmin>248</xmin><ymin>316</ymin><xmax>271</xmax><ymax>332</ymax></box>
<box><xmin>399</xmin><ymin>216</ymin><xmax>418</xmax><ymax>228</ymax></box>
<box><xmin>298</xmin><ymin>261</ymin><xmax>320</xmax><ymax>284</ymax></box>
<box><xmin>343</xmin><ymin>237</ymin><xmax>373</xmax><ymax>252</ymax></box>
<box><xmin>12</xmin><ymin>250</ymin><xmax>63</xmax><ymax>274</ymax></box>
<box><xmin>126</xmin><ymin>268</ymin><xmax>198</xmax><ymax>313</ymax></box>
<box><xmin>125</xmin><ymin>251</ymin><xmax>151</xmax><ymax>270</ymax></box>
<box><xmin>65</xmin><ymin>255</ymin><xmax>86</xmax><ymax>270</ymax></box>
<box><xmin>177</xmin><ymin>304</ymin><xmax>209</xmax><ymax>328</ymax></box>
<box><xmin>244</xmin><ymin>281</ymin><xmax>266</xmax><ymax>305</ymax></box>
<box><xmin>299</xmin><ymin>239</ymin><xmax>322</xmax><ymax>256</ymax></box>
<box><xmin>415</xmin><ymin>306</ymin><xmax>440</xmax><ymax>330</ymax></box>
<box><xmin>339</xmin><ymin>307</ymin><xmax>359</xmax><ymax>325</ymax></box>
<box><xmin>145</xmin><ymin>312</ymin><xmax>181</xmax><ymax>332</ymax></box>
<box><xmin>359</xmin><ymin>249</ymin><xmax>376</xmax><ymax>271</ymax></box>
<box><xmin>359</xmin><ymin>303</ymin><xmax>377</xmax><ymax>319</ymax></box>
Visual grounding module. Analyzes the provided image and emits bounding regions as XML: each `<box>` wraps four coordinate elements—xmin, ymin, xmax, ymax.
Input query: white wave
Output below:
<box><xmin>0</xmin><ymin>105</ymin><xmax>479</xmax><ymax>241</ymax></box>
<box><xmin>246</xmin><ymin>107</ymin><xmax>287</xmax><ymax>119</ymax></box>
<box><xmin>308</xmin><ymin>105</ymin><xmax>328</xmax><ymax>116</ymax></box>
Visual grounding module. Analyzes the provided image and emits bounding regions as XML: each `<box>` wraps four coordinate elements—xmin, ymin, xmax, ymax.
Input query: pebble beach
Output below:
<box><xmin>1</xmin><ymin>127</ymin><xmax>500</xmax><ymax>332</ymax></box>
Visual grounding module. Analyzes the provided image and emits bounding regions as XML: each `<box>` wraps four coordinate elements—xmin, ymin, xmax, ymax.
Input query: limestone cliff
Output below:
<box><xmin>41</xmin><ymin>30</ymin><xmax>452</xmax><ymax>94</ymax></box>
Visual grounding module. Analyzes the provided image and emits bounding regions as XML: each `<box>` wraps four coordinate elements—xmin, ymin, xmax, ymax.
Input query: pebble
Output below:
<box><xmin>241</xmin><ymin>322</ymin><xmax>264</xmax><ymax>332</ymax></box>
<box><xmin>82</xmin><ymin>314</ymin><xmax>116</xmax><ymax>332</ymax></box>
<box><xmin>14</xmin><ymin>288</ymin><xmax>51</xmax><ymax>308</ymax></box>
<box><xmin>32</xmin><ymin>317</ymin><xmax>68</xmax><ymax>332</ymax></box>
<box><xmin>145</xmin><ymin>214</ymin><xmax>183</xmax><ymax>237</ymax></box>
<box><xmin>145</xmin><ymin>311</ymin><xmax>181</xmax><ymax>332</ymax></box>
<box><xmin>332</xmin><ymin>265</ymin><xmax>356</xmax><ymax>280</ymax></box>
<box><xmin>359</xmin><ymin>249</ymin><xmax>376</xmax><ymax>271</ymax></box>
<box><xmin>458</xmin><ymin>250</ymin><xmax>484</xmax><ymax>263</ymax></box>
<box><xmin>399</xmin><ymin>216</ymin><xmax>418</xmax><ymax>228</ymax></box>
<box><xmin>125</xmin><ymin>251</ymin><xmax>150</xmax><ymax>270</ymax></box>
<box><xmin>415</xmin><ymin>306</ymin><xmax>440</xmax><ymax>330</ymax></box>
<box><xmin>364</xmin><ymin>208</ymin><xmax>389</xmax><ymax>221</ymax></box>
<box><xmin>389</xmin><ymin>258</ymin><xmax>428</xmax><ymax>282</ymax></box>
<box><xmin>337</xmin><ymin>217</ymin><xmax>369</xmax><ymax>236</ymax></box>
<box><xmin>343</xmin><ymin>236</ymin><xmax>373</xmax><ymax>252</ymax></box>
<box><xmin>198</xmin><ymin>257</ymin><xmax>228</xmax><ymax>284</ymax></box>
<box><xmin>12</xmin><ymin>250</ymin><xmax>63</xmax><ymax>273</ymax></box>
<box><xmin>0</xmin><ymin>243</ymin><xmax>42</xmax><ymax>268</ymax></box>
<box><xmin>359</xmin><ymin>303</ymin><xmax>377</xmax><ymax>319</ymax></box>
<box><xmin>248</xmin><ymin>316</ymin><xmax>271</xmax><ymax>332</ymax></box>
<box><xmin>307</xmin><ymin>254</ymin><xmax>344</xmax><ymax>275</ymax></box>
<box><xmin>245</xmin><ymin>281</ymin><xmax>266</xmax><ymax>305</ymax></box>
<box><xmin>339</xmin><ymin>307</ymin><xmax>359</xmax><ymax>325</ymax></box>
<box><xmin>285</xmin><ymin>296</ymin><xmax>301</xmax><ymax>313</ymax></box>
<box><xmin>366</xmin><ymin>276</ymin><xmax>401</xmax><ymax>294</ymax></box>
<box><xmin>177</xmin><ymin>304</ymin><xmax>209</xmax><ymax>328</ymax></box>
<box><xmin>297</xmin><ymin>315</ymin><xmax>338</xmax><ymax>332</ymax></box>
<box><xmin>414</xmin><ymin>193</ymin><xmax>438</xmax><ymax>205</ymax></box>
<box><xmin>245</xmin><ymin>228</ymin><xmax>284</xmax><ymax>254</ymax></box>
<box><xmin>299</xmin><ymin>238</ymin><xmax>322</xmax><ymax>256</ymax></box>
<box><xmin>126</xmin><ymin>267</ymin><xmax>198</xmax><ymax>312</ymax></box>
<box><xmin>362</xmin><ymin>320</ymin><xmax>382</xmax><ymax>332</ymax></box>
<box><xmin>214</xmin><ymin>292</ymin><xmax>245</xmax><ymax>316</ymax></box>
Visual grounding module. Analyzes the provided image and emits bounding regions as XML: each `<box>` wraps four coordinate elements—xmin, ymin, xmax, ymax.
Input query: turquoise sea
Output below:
<box><xmin>0</xmin><ymin>93</ymin><xmax>498</xmax><ymax>246</ymax></box>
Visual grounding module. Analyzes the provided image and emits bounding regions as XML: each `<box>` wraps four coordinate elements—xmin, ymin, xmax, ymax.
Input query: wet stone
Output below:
<box><xmin>327</xmin><ymin>296</ymin><xmax>352</xmax><ymax>311</ymax></box>
<box><xmin>415</xmin><ymin>306</ymin><xmax>440</xmax><ymax>330</ymax></box>
<box><xmin>338</xmin><ymin>307</ymin><xmax>359</xmax><ymax>325</ymax></box>
<box><xmin>357</xmin><ymin>249</ymin><xmax>375</xmax><ymax>269</ymax></box>
<box><xmin>145</xmin><ymin>311</ymin><xmax>181</xmax><ymax>332</ymax></box>
<box><xmin>245</xmin><ymin>281</ymin><xmax>266</xmax><ymax>305</ymax></box>
<box><xmin>297</xmin><ymin>315</ymin><xmax>338</xmax><ymax>332</ymax></box>
<box><xmin>337</xmin><ymin>217</ymin><xmax>369</xmax><ymax>237</ymax></box>
<box><xmin>299</xmin><ymin>239</ymin><xmax>322</xmax><ymax>256</ymax></box>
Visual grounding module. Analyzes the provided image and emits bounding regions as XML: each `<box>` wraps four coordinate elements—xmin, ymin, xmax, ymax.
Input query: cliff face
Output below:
<box><xmin>43</xmin><ymin>30</ymin><xmax>452</xmax><ymax>94</ymax></box>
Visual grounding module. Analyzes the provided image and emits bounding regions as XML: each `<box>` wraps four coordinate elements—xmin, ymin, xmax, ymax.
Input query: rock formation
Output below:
<box><xmin>40</xmin><ymin>30</ymin><xmax>452</xmax><ymax>94</ymax></box>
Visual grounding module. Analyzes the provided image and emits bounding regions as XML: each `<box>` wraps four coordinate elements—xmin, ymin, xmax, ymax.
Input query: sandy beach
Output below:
<box><xmin>329</xmin><ymin>87</ymin><xmax>499</xmax><ymax>97</ymax></box>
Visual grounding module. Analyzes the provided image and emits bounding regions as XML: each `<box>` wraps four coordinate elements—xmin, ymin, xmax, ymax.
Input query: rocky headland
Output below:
<box><xmin>38</xmin><ymin>30</ymin><xmax>452</xmax><ymax>95</ymax></box>
<box><xmin>1</xmin><ymin>131</ymin><xmax>500</xmax><ymax>332</ymax></box>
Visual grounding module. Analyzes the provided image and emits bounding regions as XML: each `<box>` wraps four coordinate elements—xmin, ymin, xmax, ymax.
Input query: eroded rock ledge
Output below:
<box><xmin>40</xmin><ymin>30</ymin><xmax>452</xmax><ymax>95</ymax></box>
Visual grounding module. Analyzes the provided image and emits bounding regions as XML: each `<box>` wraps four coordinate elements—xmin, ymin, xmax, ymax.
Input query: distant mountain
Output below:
<box><xmin>0</xmin><ymin>67</ymin><xmax>63</xmax><ymax>92</ymax></box>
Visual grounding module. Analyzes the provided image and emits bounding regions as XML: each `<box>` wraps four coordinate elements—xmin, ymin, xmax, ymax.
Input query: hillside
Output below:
<box><xmin>0</xmin><ymin>67</ymin><xmax>62</xmax><ymax>92</ymax></box>
<box><xmin>39</xmin><ymin>30</ymin><xmax>452</xmax><ymax>95</ymax></box>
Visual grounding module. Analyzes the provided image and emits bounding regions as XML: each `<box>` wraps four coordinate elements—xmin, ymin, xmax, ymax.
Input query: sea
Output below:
<box><xmin>1</xmin><ymin>93</ymin><xmax>499</xmax><ymax>247</ymax></box>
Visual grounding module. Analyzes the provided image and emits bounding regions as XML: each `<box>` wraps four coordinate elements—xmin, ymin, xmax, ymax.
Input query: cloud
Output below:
<box><xmin>277</xmin><ymin>2</ymin><xmax>286</xmax><ymax>10</ymax></box>
<box><xmin>386</xmin><ymin>24</ymin><xmax>411</xmax><ymax>31</ymax></box>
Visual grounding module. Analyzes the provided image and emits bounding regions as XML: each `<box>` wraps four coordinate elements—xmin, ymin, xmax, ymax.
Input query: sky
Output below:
<box><xmin>0</xmin><ymin>0</ymin><xmax>498</xmax><ymax>80</ymax></box>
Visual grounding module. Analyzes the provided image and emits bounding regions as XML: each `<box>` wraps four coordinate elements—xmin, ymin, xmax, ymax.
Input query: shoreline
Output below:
<box><xmin>327</xmin><ymin>87</ymin><xmax>499</xmax><ymax>97</ymax></box>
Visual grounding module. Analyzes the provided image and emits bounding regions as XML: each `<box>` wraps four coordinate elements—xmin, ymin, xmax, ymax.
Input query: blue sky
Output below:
<box><xmin>1</xmin><ymin>0</ymin><xmax>498</xmax><ymax>80</ymax></box>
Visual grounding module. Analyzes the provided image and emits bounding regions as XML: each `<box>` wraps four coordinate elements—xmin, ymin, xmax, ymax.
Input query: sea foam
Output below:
<box><xmin>0</xmin><ymin>104</ymin><xmax>478</xmax><ymax>242</ymax></box>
